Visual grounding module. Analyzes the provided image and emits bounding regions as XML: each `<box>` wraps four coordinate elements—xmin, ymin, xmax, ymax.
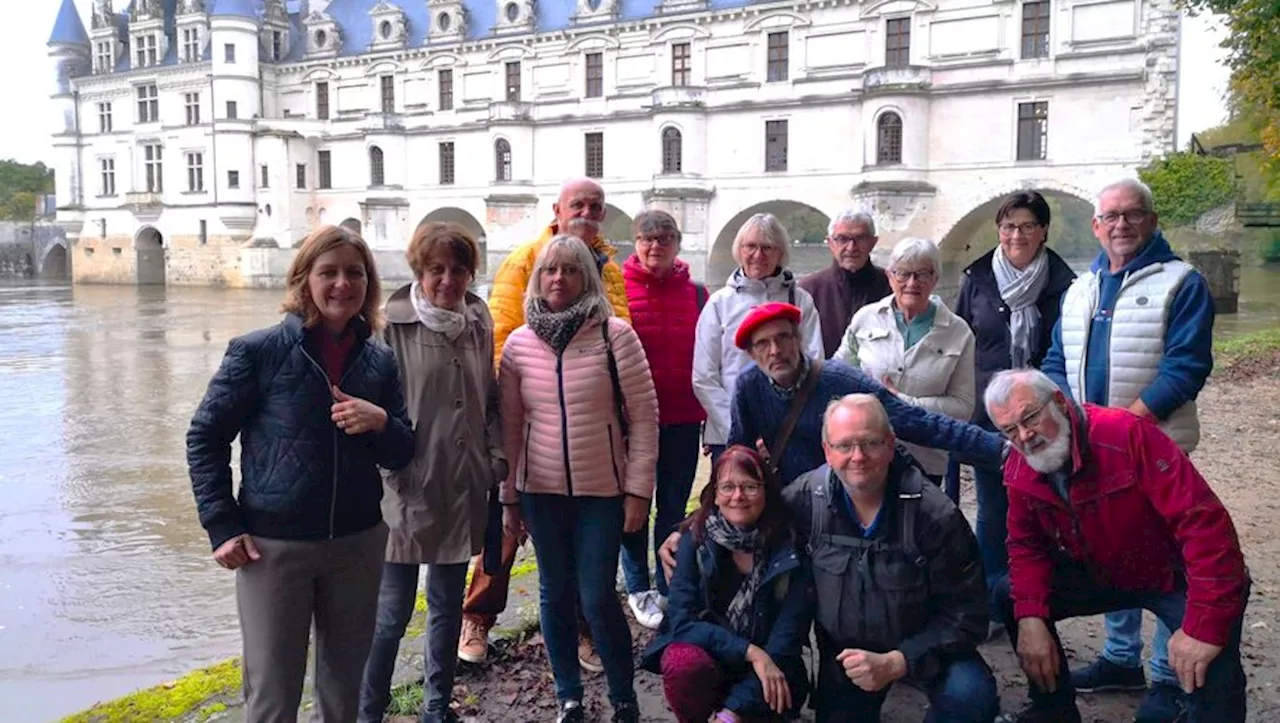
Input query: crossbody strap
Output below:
<box><xmin>603</xmin><ymin>321</ymin><xmax>629</xmax><ymax>440</ymax></box>
<box><xmin>767</xmin><ymin>359</ymin><xmax>823</xmax><ymax>476</ymax></box>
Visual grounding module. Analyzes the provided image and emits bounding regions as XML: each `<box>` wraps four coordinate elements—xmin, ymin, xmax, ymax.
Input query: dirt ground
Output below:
<box><xmin>396</xmin><ymin>368</ymin><xmax>1280</xmax><ymax>722</ymax></box>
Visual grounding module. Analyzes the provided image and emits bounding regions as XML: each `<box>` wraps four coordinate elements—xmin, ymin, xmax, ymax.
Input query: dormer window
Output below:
<box><xmin>427</xmin><ymin>0</ymin><xmax>467</xmax><ymax>43</ymax></box>
<box><xmin>272</xmin><ymin>31</ymin><xmax>283</xmax><ymax>60</ymax></box>
<box><xmin>505</xmin><ymin>3</ymin><xmax>519</xmax><ymax>21</ymax></box>
<box><xmin>95</xmin><ymin>40</ymin><xmax>113</xmax><ymax>73</ymax></box>
<box><xmin>134</xmin><ymin>34</ymin><xmax>158</xmax><ymax>67</ymax></box>
<box><xmin>379</xmin><ymin>20</ymin><xmax>392</xmax><ymax>39</ymax></box>
<box><xmin>315</xmin><ymin>30</ymin><xmax>327</xmax><ymax>47</ymax></box>
<box><xmin>368</xmin><ymin>1</ymin><xmax>407</xmax><ymax>51</ymax></box>
<box><xmin>305</xmin><ymin>10</ymin><xmax>342</xmax><ymax>59</ymax></box>
<box><xmin>181</xmin><ymin>27</ymin><xmax>200</xmax><ymax>62</ymax></box>
<box><xmin>495</xmin><ymin>0</ymin><xmax>534</xmax><ymax>34</ymax></box>
<box><xmin>438</xmin><ymin>13</ymin><xmax>451</xmax><ymax>31</ymax></box>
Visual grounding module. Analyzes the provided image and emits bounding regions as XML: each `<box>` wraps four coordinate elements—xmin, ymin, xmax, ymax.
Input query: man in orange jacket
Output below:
<box><xmin>458</xmin><ymin>177</ymin><xmax>633</xmax><ymax>671</ymax></box>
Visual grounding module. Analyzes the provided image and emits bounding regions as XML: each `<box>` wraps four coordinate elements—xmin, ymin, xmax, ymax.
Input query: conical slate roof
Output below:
<box><xmin>48</xmin><ymin>0</ymin><xmax>90</xmax><ymax>46</ymax></box>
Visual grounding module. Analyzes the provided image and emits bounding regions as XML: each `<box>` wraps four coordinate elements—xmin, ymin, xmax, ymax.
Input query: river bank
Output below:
<box><xmin>61</xmin><ymin>327</ymin><xmax>1280</xmax><ymax>723</ymax></box>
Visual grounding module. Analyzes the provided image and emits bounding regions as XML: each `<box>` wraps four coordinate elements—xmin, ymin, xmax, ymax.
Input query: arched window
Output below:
<box><xmin>876</xmin><ymin>112</ymin><xmax>903</xmax><ymax>165</ymax></box>
<box><xmin>369</xmin><ymin>145</ymin><xmax>385</xmax><ymax>186</ymax></box>
<box><xmin>661</xmin><ymin>127</ymin><xmax>682</xmax><ymax>174</ymax></box>
<box><xmin>495</xmin><ymin>138</ymin><xmax>512</xmax><ymax>182</ymax></box>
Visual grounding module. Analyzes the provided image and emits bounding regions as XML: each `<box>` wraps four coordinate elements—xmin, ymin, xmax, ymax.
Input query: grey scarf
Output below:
<box><xmin>525</xmin><ymin>296</ymin><xmax>593</xmax><ymax>355</ymax></box>
<box><xmin>703</xmin><ymin>510</ymin><xmax>766</xmax><ymax>636</ymax></box>
<box><xmin>992</xmin><ymin>246</ymin><xmax>1050</xmax><ymax>368</ymax></box>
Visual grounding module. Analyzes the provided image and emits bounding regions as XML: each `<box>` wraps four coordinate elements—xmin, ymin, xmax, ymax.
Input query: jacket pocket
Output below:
<box><xmin>810</xmin><ymin>546</ymin><xmax>856</xmax><ymax>643</ymax></box>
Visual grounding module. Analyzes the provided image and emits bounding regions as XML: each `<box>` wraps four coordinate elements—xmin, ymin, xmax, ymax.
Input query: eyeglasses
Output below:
<box><xmin>716</xmin><ymin>482</ymin><xmax>765</xmax><ymax>498</ymax></box>
<box><xmin>1096</xmin><ymin>210</ymin><xmax>1151</xmax><ymax>227</ymax></box>
<box><xmin>998</xmin><ymin>222</ymin><xmax>1043</xmax><ymax>236</ymax></box>
<box><xmin>889</xmin><ymin>269</ymin><xmax>936</xmax><ymax>283</ymax></box>
<box><xmin>636</xmin><ymin>235</ymin><xmax>678</xmax><ymax>248</ymax></box>
<box><xmin>750</xmin><ymin>331</ymin><xmax>796</xmax><ymax>353</ymax></box>
<box><xmin>741</xmin><ymin>242</ymin><xmax>780</xmax><ymax>256</ymax></box>
<box><xmin>827</xmin><ymin>437</ymin><xmax>888</xmax><ymax>455</ymax></box>
<box><xmin>996</xmin><ymin>399</ymin><xmax>1051</xmax><ymax>438</ymax></box>
<box><xmin>830</xmin><ymin>234</ymin><xmax>875</xmax><ymax>246</ymax></box>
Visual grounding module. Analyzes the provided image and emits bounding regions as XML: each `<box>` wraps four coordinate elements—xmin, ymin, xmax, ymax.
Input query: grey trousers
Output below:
<box><xmin>358</xmin><ymin>561</ymin><xmax>469</xmax><ymax>723</ymax></box>
<box><xmin>235</xmin><ymin>522</ymin><xmax>388</xmax><ymax>723</ymax></box>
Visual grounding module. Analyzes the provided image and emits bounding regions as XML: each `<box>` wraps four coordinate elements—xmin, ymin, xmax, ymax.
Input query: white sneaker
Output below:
<box><xmin>628</xmin><ymin>590</ymin><xmax>664</xmax><ymax>630</ymax></box>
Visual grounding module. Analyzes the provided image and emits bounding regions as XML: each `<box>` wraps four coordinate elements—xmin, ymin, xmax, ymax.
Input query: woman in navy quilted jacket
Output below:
<box><xmin>187</xmin><ymin>224</ymin><xmax>414</xmax><ymax>723</ymax></box>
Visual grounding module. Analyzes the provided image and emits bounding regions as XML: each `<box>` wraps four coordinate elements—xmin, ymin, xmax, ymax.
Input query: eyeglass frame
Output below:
<box><xmin>825</xmin><ymin>436</ymin><xmax>890</xmax><ymax>456</ymax></box>
<box><xmin>828</xmin><ymin>233</ymin><xmax>876</xmax><ymax>247</ymax></box>
<box><xmin>888</xmin><ymin>268</ymin><xmax>937</xmax><ymax>283</ymax></box>
<box><xmin>715</xmin><ymin>481</ymin><xmax>766</xmax><ymax>498</ymax></box>
<box><xmin>997</xmin><ymin>222</ymin><xmax>1044</xmax><ymax>236</ymax></box>
<box><xmin>1095</xmin><ymin>209</ymin><xmax>1152</xmax><ymax>227</ymax></box>
<box><xmin>996</xmin><ymin>398</ymin><xmax>1053</xmax><ymax>438</ymax></box>
<box><xmin>635</xmin><ymin>233</ymin><xmax>679</xmax><ymax>248</ymax></box>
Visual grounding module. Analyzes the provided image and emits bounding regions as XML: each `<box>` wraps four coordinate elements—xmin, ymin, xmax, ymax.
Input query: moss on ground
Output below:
<box><xmin>1214</xmin><ymin>327</ymin><xmax>1280</xmax><ymax>382</ymax></box>
<box><xmin>59</xmin><ymin>659</ymin><xmax>242</xmax><ymax>723</ymax></box>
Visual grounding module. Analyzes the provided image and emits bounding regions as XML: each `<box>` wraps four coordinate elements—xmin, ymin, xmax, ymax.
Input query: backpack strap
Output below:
<box><xmin>694</xmin><ymin>282</ymin><xmax>708</xmax><ymax>311</ymax></box>
<box><xmin>808</xmin><ymin>473</ymin><xmax>827</xmax><ymax>553</ymax></box>
<box><xmin>897</xmin><ymin>473</ymin><xmax>925</xmax><ymax>567</ymax></box>
<box><xmin>602</xmin><ymin>321</ymin><xmax>629</xmax><ymax>441</ymax></box>
<box><xmin>788</xmin><ymin>284</ymin><xmax>796</xmax><ymax>306</ymax></box>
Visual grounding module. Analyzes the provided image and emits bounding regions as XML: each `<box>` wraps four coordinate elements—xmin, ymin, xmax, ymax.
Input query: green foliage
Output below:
<box><xmin>1196</xmin><ymin>99</ymin><xmax>1280</xmax><ymax>202</ymax></box>
<box><xmin>386</xmin><ymin>681</ymin><xmax>425</xmax><ymax>716</ymax></box>
<box><xmin>59</xmin><ymin>659</ymin><xmax>242</xmax><ymax>723</ymax></box>
<box><xmin>1138</xmin><ymin>153</ymin><xmax>1238</xmax><ymax>226</ymax></box>
<box><xmin>0</xmin><ymin>159</ymin><xmax>54</xmax><ymax>220</ymax></box>
<box><xmin>1178</xmin><ymin>0</ymin><xmax>1280</xmax><ymax>167</ymax></box>
<box><xmin>776</xmin><ymin>206</ymin><xmax>830</xmax><ymax>245</ymax></box>
<box><xmin>1214</xmin><ymin>326</ymin><xmax>1280</xmax><ymax>363</ymax></box>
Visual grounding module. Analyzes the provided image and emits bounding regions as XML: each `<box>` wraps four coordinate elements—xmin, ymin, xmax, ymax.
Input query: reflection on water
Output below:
<box><xmin>0</xmin><ymin>263</ymin><xmax>1277</xmax><ymax>722</ymax></box>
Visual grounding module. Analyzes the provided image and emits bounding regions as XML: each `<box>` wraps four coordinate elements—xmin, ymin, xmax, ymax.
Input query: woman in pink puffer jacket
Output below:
<box><xmin>499</xmin><ymin>234</ymin><xmax>658</xmax><ymax>723</ymax></box>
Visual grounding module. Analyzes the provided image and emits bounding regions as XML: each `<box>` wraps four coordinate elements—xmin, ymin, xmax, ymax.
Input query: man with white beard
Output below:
<box><xmin>983</xmin><ymin>370</ymin><xmax>1250</xmax><ymax>723</ymax></box>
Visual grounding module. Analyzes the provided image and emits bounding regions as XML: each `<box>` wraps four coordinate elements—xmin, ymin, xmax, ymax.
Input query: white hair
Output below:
<box><xmin>524</xmin><ymin>234</ymin><xmax>614</xmax><ymax>320</ymax></box>
<box><xmin>732</xmin><ymin>212</ymin><xmax>791</xmax><ymax>268</ymax></box>
<box><xmin>1096</xmin><ymin>178</ymin><xmax>1155</xmax><ymax>215</ymax></box>
<box><xmin>828</xmin><ymin>210</ymin><xmax>876</xmax><ymax>237</ymax></box>
<box><xmin>983</xmin><ymin>369</ymin><xmax>1060</xmax><ymax>420</ymax></box>
<box><xmin>822</xmin><ymin>393</ymin><xmax>892</xmax><ymax>442</ymax></box>
<box><xmin>887</xmin><ymin>237</ymin><xmax>941</xmax><ymax>273</ymax></box>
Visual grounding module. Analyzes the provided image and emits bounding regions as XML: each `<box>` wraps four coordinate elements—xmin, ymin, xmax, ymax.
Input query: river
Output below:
<box><xmin>1</xmin><ymin>264</ymin><xmax>1278</xmax><ymax>722</ymax></box>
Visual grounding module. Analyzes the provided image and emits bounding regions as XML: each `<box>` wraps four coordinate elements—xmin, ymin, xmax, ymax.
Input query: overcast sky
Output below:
<box><xmin>1</xmin><ymin>0</ymin><xmax>1233</xmax><ymax>167</ymax></box>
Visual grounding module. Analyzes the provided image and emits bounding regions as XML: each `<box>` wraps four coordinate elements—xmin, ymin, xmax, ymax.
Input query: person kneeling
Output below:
<box><xmin>642</xmin><ymin>445</ymin><xmax>812</xmax><ymax>723</ymax></box>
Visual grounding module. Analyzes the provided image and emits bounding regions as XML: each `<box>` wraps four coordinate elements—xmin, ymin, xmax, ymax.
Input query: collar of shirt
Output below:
<box><xmin>830</xmin><ymin>469</ymin><xmax>885</xmax><ymax>538</ymax></box>
<box><xmin>768</xmin><ymin>355</ymin><xmax>810</xmax><ymax>395</ymax></box>
<box><xmin>892</xmin><ymin>301</ymin><xmax>937</xmax><ymax>351</ymax></box>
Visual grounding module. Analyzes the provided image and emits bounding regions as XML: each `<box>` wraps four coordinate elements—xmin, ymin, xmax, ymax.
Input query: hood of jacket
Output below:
<box><xmin>727</xmin><ymin>266</ymin><xmax>796</xmax><ymax>294</ymax></box>
<box><xmin>1089</xmin><ymin>229</ymin><xmax>1179</xmax><ymax>276</ymax></box>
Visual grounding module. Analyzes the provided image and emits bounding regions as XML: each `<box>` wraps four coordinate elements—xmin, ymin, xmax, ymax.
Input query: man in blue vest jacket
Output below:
<box><xmin>1040</xmin><ymin>177</ymin><xmax>1215</xmax><ymax>723</ymax></box>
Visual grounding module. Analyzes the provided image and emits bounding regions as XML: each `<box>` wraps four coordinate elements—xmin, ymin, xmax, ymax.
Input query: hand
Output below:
<box><xmin>702</xmin><ymin>444</ymin><xmax>713</xmax><ymax>458</ymax></box>
<box><xmin>746</xmin><ymin>645</ymin><xmax>792</xmax><ymax>714</ymax></box>
<box><xmin>658</xmin><ymin>530</ymin><xmax>682</xmax><ymax>579</ymax></box>
<box><xmin>836</xmin><ymin>649</ymin><xmax>906</xmax><ymax>693</ymax></box>
<box><xmin>708</xmin><ymin>710</ymin><xmax>740</xmax><ymax>723</ymax></box>
<box><xmin>1168</xmin><ymin>628</ymin><xmax>1223</xmax><ymax>694</ymax></box>
<box><xmin>880</xmin><ymin>375</ymin><xmax>900</xmax><ymax>395</ymax></box>
<box><xmin>502</xmin><ymin>504</ymin><xmax>526</xmax><ymax>540</ymax></box>
<box><xmin>213</xmin><ymin>533</ymin><xmax>261</xmax><ymax>570</ymax></box>
<box><xmin>1016</xmin><ymin>618</ymin><xmax>1061</xmax><ymax>693</ymax></box>
<box><xmin>624</xmin><ymin>495</ymin><xmax>650</xmax><ymax>534</ymax></box>
<box><xmin>330</xmin><ymin>386</ymin><xmax>389</xmax><ymax>435</ymax></box>
<box><xmin>754</xmin><ymin>438</ymin><xmax>771</xmax><ymax>462</ymax></box>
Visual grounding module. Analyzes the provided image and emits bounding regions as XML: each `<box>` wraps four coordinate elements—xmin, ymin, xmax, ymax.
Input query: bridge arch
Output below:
<box><xmin>709</xmin><ymin>200</ymin><xmax>831</xmax><ymax>285</ymax></box>
<box><xmin>39</xmin><ymin>240</ymin><xmax>69</xmax><ymax>278</ymax></box>
<box><xmin>134</xmin><ymin>226</ymin><xmax>165</xmax><ymax>286</ymax></box>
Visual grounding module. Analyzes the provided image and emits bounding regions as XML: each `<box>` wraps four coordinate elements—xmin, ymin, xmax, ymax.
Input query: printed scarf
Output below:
<box><xmin>703</xmin><ymin>509</ymin><xmax>766</xmax><ymax>637</ymax></box>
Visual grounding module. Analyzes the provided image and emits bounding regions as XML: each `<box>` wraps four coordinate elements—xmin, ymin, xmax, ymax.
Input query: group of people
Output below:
<box><xmin>187</xmin><ymin>174</ymin><xmax>1250</xmax><ymax>723</ymax></box>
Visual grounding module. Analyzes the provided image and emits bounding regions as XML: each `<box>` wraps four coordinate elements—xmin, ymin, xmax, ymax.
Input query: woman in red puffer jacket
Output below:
<box><xmin>619</xmin><ymin>209</ymin><xmax>708</xmax><ymax>628</ymax></box>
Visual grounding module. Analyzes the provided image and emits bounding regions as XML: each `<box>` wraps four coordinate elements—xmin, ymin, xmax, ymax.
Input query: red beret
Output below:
<box><xmin>735</xmin><ymin>302</ymin><xmax>802</xmax><ymax>350</ymax></box>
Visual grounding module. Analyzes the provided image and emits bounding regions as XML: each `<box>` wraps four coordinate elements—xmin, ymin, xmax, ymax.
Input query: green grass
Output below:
<box><xmin>1214</xmin><ymin>327</ymin><xmax>1280</xmax><ymax>367</ymax></box>
<box><xmin>59</xmin><ymin>659</ymin><xmax>242</xmax><ymax>723</ymax></box>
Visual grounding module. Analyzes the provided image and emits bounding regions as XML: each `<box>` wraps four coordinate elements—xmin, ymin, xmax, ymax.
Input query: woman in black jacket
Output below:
<box><xmin>951</xmin><ymin>191</ymin><xmax>1075</xmax><ymax>624</ymax></box>
<box><xmin>642</xmin><ymin>445</ymin><xmax>811</xmax><ymax>723</ymax></box>
<box><xmin>187</xmin><ymin>225</ymin><xmax>414</xmax><ymax>722</ymax></box>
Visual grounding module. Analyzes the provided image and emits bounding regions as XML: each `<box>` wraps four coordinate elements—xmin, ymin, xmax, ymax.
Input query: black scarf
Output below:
<box><xmin>526</xmin><ymin>296</ymin><xmax>593</xmax><ymax>355</ymax></box>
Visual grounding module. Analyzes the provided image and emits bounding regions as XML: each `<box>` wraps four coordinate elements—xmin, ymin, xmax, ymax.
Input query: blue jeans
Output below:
<box><xmin>993</xmin><ymin>571</ymin><xmax>1247</xmax><ymax>721</ymax></box>
<box><xmin>814</xmin><ymin>643</ymin><xmax>998</xmax><ymax>723</ymax></box>
<box><xmin>619</xmin><ymin>423</ymin><xmax>701</xmax><ymax>596</ymax></box>
<box><xmin>1103</xmin><ymin>609</ymin><xmax>1176</xmax><ymax>684</ymax></box>
<box><xmin>971</xmin><ymin>462</ymin><xmax>1009</xmax><ymax>619</ymax></box>
<box><xmin>522</xmin><ymin>493</ymin><xmax>635</xmax><ymax>706</ymax></box>
<box><xmin>358</xmin><ymin>561</ymin><xmax>469</xmax><ymax>723</ymax></box>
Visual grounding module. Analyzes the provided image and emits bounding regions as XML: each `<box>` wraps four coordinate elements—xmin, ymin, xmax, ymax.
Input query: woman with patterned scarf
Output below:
<box><xmin>498</xmin><ymin>234</ymin><xmax>659</xmax><ymax>723</ymax></box>
<box><xmin>642</xmin><ymin>445</ymin><xmax>812</xmax><ymax>723</ymax></box>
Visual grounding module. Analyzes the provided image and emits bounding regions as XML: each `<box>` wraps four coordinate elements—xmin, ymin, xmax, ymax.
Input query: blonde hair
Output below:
<box><xmin>281</xmin><ymin>225</ymin><xmax>385</xmax><ymax>331</ymax></box>
<box><xmin>524</xmin><ymin>234</ymin><xmax>613</xmax><ymax>319</ymax></box>
<box><xmin>732</xmin><ymin>212</ymin><xmax>791</xmax><ymax>268</ymax></box>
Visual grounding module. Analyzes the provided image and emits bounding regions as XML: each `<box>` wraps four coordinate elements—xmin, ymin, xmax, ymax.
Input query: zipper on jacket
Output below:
<box><xmin>555</xmin><ymin>352</ymin><xmax>574</xmax><ymax>496</ymax></box>
<box><xmin>301</xmin><ymin>342</ymin><xmax>367</xmax><ymax>540</ymax></box>
<box><xmin>520</xmin><ymin>422</ymin><xmax>532</xmax><ymax>495</ymax></box>
<box><xmin>606</xmin><ymin>424</ymin><xmax>623</xmax><ymax>495</ymax></box>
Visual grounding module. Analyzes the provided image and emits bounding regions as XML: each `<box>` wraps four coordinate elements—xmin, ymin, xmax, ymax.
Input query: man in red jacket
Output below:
<box><xmin>983</xmin><ymin>369</ymin><xmax>1249</xmax><ymax>723</ymax></box>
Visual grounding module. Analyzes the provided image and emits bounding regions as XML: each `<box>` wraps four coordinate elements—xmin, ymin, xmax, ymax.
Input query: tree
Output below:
<box><xmin>1138</xmin><ymin>152</ymin><xmax>1238</xmax><ymax>225</ymax></box>
<box><xmin>1179</xmin><ymin>0</ymin><xmax>1280</xmax><ymax>167</ymax></box>
<box><xmin>0</xmin><ymin>159</ymin><xmax>54</xmax><ymax>220</ymax></box>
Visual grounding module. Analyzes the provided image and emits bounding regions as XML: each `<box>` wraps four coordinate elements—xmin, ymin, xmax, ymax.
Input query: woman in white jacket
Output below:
<box><xmin>832</xmin><ymin>237</ymin><xmax>975</xmax><ymax>482</ymax></box>
<box><xmin>692</xmin><ymin>213</ymin><xmax>823</xmax><ymax>463</ymax></box>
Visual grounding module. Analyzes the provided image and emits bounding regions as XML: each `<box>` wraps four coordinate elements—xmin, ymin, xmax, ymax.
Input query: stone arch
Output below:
<box><xmin>602</xmin><ymin>204</ymin><xmax>636</xmax><ymax>261</ymax></box>
<box><xmin>134</xmin><ymin>226</ymin><xmax>165</xmax><ymax>286</ymax></box>
<box><xmin>417</xmin><ymin>207</ymin><xmax>489</xmax><ymax>277</ymax></box>
<box><xmin>40</xmin><ymin>241</ymin><xmax>69</xmax><ymax>278</ymax></box>
<box><xmin>709</xmin><ymin>200</ymin><xmax>832</xmax><ymax>284</ymax></box>
<box><xmin>935</xmin><ymin>184</ymin><xmax>1096</xmax><ymax>300</ymax></box>
<box><xmin>340</xmin><ymin>217</ymin><xmax>363</xmax><ymax>235</ymax></box>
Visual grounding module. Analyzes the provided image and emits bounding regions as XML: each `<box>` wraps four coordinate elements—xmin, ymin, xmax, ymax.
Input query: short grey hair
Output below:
<box><xmin>732</xmin><ymin>212</ymin><xmax>791</xmax><ymax>268</ymax></box>
<box><xmin>524</xmin><ymin>234</ymin><xmax>614</xmax><ymax>320</ymax></box>
<box><xmin>822</xmin><ymin>393</ymin><xmax>892</xmax><ymax>442</ymax></box>
<box><xmin>1096</xmin><ymin>178</ymin><xmax>1155</xmax><ymax>215</ymax></box>
<box><xmin>828</xmin><ymin>209</ymin><xmax>876</xmax><ymax>237</ymax></box>
<box><xmin>633</xmin><ymin>209</ymin><xmax>682</xmax><ymax>244</ymax></box>
<box><xmin>983</xmin><ymin>369</ymin><xmax>1061</xmax><ymax>419</ymax></box>
<box><xmin>887</xmin><ymin>237</ymin><xmax>941</xmax><ymax>273</ymax></box>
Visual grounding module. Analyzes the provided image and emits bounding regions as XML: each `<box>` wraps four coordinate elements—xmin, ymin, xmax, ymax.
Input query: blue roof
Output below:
<box><xmin>211</xmin><ymin>0</ymin><xmax>263</xmax><ymax>21</ymax></box>
<box><xmin>48</xmin><ymin>0</ymin><xmax>90</xmax><ymax>46</ymax></box>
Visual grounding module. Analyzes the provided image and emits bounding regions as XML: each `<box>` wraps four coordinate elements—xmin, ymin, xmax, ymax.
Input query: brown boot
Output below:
<box><xmin>457</xmin><ymin>617</ymin><xmax>489</xmax><ymax>664</ymax></box>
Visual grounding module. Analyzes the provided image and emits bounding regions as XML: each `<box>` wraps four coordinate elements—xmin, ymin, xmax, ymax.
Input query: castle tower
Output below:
<box><xmin>47</xmin><ymin>0</ymin><xmax>90</xmax><ymax>212</ymax></box>
<box><xmin>210</xmin><ymin>0</ymin><xmax>263</xmax><ymax>238</ymax></box>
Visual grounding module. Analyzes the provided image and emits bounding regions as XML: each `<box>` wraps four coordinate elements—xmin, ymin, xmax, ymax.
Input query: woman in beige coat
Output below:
<box><xmin>358</xmin><ymin>222</ymin><xmax>506</xmax><ymax>723</ymax></box>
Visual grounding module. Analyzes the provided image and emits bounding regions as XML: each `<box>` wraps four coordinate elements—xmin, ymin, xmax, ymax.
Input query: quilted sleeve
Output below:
<box><xmin>186</xmin><ymin>337</ymin><xmax>258</xmax><ymax>550</ymax></box>
<box><xmin>602</xmin><ymin>260</ymin><xmax>633</xmax><ymax>322</ymax></box>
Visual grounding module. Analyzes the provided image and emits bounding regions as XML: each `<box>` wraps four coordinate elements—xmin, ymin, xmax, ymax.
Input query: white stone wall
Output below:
<box><xmin>53</xmin><ymin>0</ymin><xmax>1179</xmax><ymax>285</ymax></box>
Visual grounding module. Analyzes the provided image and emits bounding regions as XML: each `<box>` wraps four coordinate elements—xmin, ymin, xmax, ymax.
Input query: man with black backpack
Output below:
<box><xmin>784</xmin><ymin>394</ymin><xmax>997</xmax><ymax>722</ymax></box>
